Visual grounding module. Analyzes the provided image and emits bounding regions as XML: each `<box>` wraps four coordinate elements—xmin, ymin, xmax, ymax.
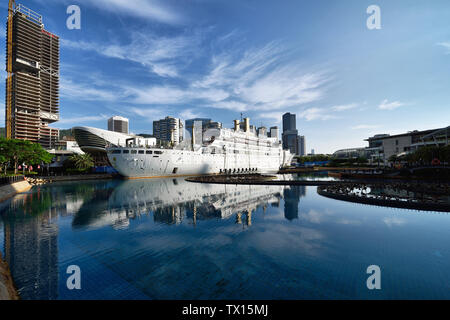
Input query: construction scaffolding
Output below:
<box><xmin>5</xmin><ymin>1</ymin><xmax>60</xmax><ymax>149</ymax></box>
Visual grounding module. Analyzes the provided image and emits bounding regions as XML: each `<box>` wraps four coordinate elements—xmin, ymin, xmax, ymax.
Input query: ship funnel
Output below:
<box><xmin>234</xmin><ymin>120</ymin><xmax>240</xmax><ymax>132</ymax></box>
<box><xmin>244</xmin><ymin>118</ymin><xmax>250</xmax><ymax>133</ymax></box>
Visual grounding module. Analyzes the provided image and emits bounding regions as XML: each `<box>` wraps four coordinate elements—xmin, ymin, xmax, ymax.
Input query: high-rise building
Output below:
<box><xmin>282</xmin><ymin>113</ymin><xmax>307</xmax><ymax>156</ymax></box>
<box><xmin>153</xmin><ymin>116</ymin><xmax>184</xmax><ymax>145</ymax></box>
<box><xmin>108</xmin><ymin>116</ymin><xmax>129</xmax><ymax>134</ymax></box>
<box><xmin>282</xmin><ymin>112</ymin><xmax>296</xmax><ymax>132</ymax></box>
<box><xmin>185</xmin><ymin>118</ymin><xmax>222</xmax><ymax>145</ymax></box>
<box><xmin>5</xmin><ymin>3</ymin><xmax>60</xmax><ymax>149</ymax></box>
<box><xmin>269</xmin><ymin>126</ymin><xmax>279</xmax><ymax>140</ymax></box>
<box><xmin>298</xmin><ymin>135</ymin><xmax>306</xmax><ymax>156</ymax></box>
<box><xmin>282</xmin><ymin>113</ymin><xmax>299</xmax><ymax>155</ymax></box>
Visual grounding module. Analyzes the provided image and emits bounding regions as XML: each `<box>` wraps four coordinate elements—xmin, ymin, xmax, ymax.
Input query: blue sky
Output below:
<box><xmin>1</xmin><ymin>0</ymin><xmax>449</xmax><ymax>154</ymax></box>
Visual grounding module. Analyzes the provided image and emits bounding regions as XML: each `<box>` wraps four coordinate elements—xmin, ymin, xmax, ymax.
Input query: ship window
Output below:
<box><xmin>154</xmin><ymin>151</ymin><xmax>163</xmax><ymax>155</ymax></box>
<box><xmin>123</xmin><ymin>150</ymin><xmax>130</xmax><ymax>154</ymax></box>
<box><xmin>138</xmin><ymin>150</ymin><xmax>145</xmax><ymax>154</ymax></box>
<box><xmin>112</xmin><ymin>150</ymin><xmax>121</xmax><ymax>154</ymax></box>
<box><xmin>146</xmin><ymin>150</ymin><xmax>153</xmax><ymax>154</ymax></box>
<box><xmin>131</xmin><ymin>150</ymin><xmax>137</xmax><ymax>154</ymax></box>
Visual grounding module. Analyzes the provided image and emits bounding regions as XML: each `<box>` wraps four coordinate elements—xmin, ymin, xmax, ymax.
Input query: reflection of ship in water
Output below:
<box><xmin>70</xmin><ymin>178</ymin><xmax>304</xmax><ymax>229</ymax></box>
<box><xmin>108</xmin><ymin>178</ymin><xmax>287</xmax><ymax>227</ymax></box>
<box><xmin>0</xmin><ymin>179</ymin><xmax>307</xmax><ymax>299</ymax></box>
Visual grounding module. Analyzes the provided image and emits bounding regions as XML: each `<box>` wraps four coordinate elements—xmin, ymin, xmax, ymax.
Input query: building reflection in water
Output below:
<box><xmin>0</xmin><ymin>177</ymin><xmax>307</xmax><ymax>299</ymax></box>
<box><xmin>283</xmin><ymin>186</ymin><xmax>306</xmax><ymax>221</ymax></box>
<box><xmin>0</xmin><ymin>181</ymin><xmax>109</xmax><ymax>300</ymax></box>
<box><xmin>2</xmin><ymin>192</ymin><xmax>59</xmax><ymax>300</ymax></box>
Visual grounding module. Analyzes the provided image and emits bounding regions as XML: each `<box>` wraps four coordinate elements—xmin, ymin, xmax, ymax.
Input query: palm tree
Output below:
<box><xmin>69</xmin><ymin>153</ymin><xmax>94</xmax><ymax>170</ymax></box>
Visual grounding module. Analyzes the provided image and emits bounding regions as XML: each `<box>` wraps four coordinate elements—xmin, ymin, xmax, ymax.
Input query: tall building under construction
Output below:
<box><xmin>5</xmin><ymin>2</ymin><xmax>60</xmax><ymax>149</ymax></box>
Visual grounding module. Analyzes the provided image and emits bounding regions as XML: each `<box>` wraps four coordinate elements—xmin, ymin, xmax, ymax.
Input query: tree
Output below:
<box><xmin>0</xmin><ymin>139</ymin><xmax>9</xmax><ymax>174</ymax></box>
<box><xmin>69</xmin><ymin>153</ymin><xmax>94</xmax><ymax>170</ymax></box>
<box><xmin>399</xmin><ymin>145</ymin><xmax>450</xmax><ymax>166</ymax></box>
<box><xmin>388</xmin><ymin>155</ymin><xmax>397</xmax><ymax>163</ymax></box>
<box><xmin>0</xmin><ymin>138</ymin><xmax>53</xmax><ymax>175</ymax></box>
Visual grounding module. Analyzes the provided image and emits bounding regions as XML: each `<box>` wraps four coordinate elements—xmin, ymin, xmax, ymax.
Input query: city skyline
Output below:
<box><xmin>1</xmin><ymin>0</ymin><xmax>449</xmax><ymax>153</ymax></box>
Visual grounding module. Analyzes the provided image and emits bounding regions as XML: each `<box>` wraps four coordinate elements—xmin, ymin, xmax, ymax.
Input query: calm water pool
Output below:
<box><xmin>0</xmin><ymin>178</ymin><xmax>449</xmax><ymax>300</ymax></box>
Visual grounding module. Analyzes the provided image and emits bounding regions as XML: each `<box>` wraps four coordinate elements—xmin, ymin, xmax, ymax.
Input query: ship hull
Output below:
<box><xmin>108</xmin><ymin>149</ymin><xmax>285</xmax><ymax>178</ymax></box>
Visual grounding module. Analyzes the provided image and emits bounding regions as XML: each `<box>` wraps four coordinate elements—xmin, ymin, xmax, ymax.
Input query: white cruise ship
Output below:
<box><xmin>107</xmin><ymin>118</ymin><xmax>294</xmax><ymax>178</ymax></box>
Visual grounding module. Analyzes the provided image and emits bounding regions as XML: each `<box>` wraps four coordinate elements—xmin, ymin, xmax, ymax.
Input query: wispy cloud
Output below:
<box><xmin>39</xmin><ymin>0</ymin><xmax>183</xmax><ymax>25</ymax></box>
<box><xmin>258</xmin><ymin>101</ymin><xmax>358</xmax><ymax>123</ymax></box>
<box><xmin>129</xmin><ymin>107</ymin><xmax>165</xmax><ymax>121</ymax></box>
<box><xmin>62</xmin><ymin>30</ymin><xmax>201</xmax><ymax>78</ymax></box>
<box><xmin>178</xmin><ymin>109</ymin><xmax>205</xmax><ymax>120</ymax></box>
<box><xmin>437</xmin><ymin>42</ymin><xmax>450</xmax><ymax>54</ymax></box>
<box><xmin>378</xmin><ymin>99</ymin><xmax>405</xmax><ymax>111</ymax></box>
<box><xmin>124</xmin><ymin>85</ymin><xmax>229</xmax><ymax>105</ymax></box>
<box><xmin>194</xmin><ymin>41</ymin><xmax>331</xmax><ymax>112</ymax></box>
<box><xmin>383</xmin><ymin>217</ymin><xmax>406</xmax><ymax>228</ymax></box>
<box><xmin>299</xmin><ymin>107</ymin><xmax>336</xmax><ymax>121</ymax></box>
<box><xmin>331</xmin><ymin>103</ymin><xmax>358</xmax><ymax>111</ymax></box>
<box><xmin>0</xmin><ymin>103</ymin><xmax>4</xmax><ymax>123</ymax></box>
<box><xmin>60</xmin><ymin>78</ymin><xmax>119</xmax><ymax>101</ymax></box>
<box><xmin>259</xmin><ymin>111</ymin><xmax>284</xmax><ymax>123</ymax></box>
<box><xmin>351</xmin><ymin>124</ymin><xmax>380</xmax><ymax>130</ymax></box>
<box><xmin>62</xmin><ymin>36</ymin><xmax>330</xmax><ymax>115</ymax></box>
<box><xmin>58</xmin><ymin>114</ymin><xmax>109</xmax><ymax>125</ymax></box>
<box><xmin>210</xmin><ymin>100</ymin><xmax>248</xmax><ymax>112</ymax></box>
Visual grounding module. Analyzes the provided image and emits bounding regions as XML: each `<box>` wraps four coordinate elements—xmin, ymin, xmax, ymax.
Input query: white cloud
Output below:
<box><xmin>129</xmin><ymin>107</ymin><xmax>165</xmax><ymax>121</ymax></box>
<box><xmin>193</xmin><ymin>42</ymin><xmax>330</xmax><ymax>112</ymax></box>
<box><xmin>60</xmin><ymin>78</ymin><xmax>119</xmax><ymax>101</ymax></box>
<box><xmin>178</xmin><ymin>109</ymin><xmax>205</xmax><ymax>120</ymax></box>
<box><xmin>351</xmin><ymin>124</ymin><xmax>380</xmax><ymax>130</ymax></box>
<box><xmin>258</xmin><ymin>111</ymin><xmax>284</xmax><ymax>123</ymax></box>
<box><xmin>378</xmin><ymin>99</ymin><xmax>405</xmax><ymax>111</ymax></box>
<box><xmin>210</xmin><ymin>100</ymin><xmax>248</xmax><ymax>112</ymax></box>
<box><xmin>124</xmin><ymin>85</ymin><xmax>229</xmax><ymax>105</ymax></box>
<box><xmin>0</xmin><ymin>103</ymin><xmax>4</xmax><ymax>123</ymax></box>
<box><xmin>437</xmin><ymin>42</ymin><xmax>450</xmax><ymax>54</ymax></box>
<box><xmin>331</xmin><ymin>103</ymin><xmax>358</xmax><ymax>111</ymax></box>
<box><xmin>0</xmin><ymin>25</ymin><xmax>5</xmax><ymax>39</ymax></box>
<box><xmin>299</xmin><ymin>108</ymin><xmax>336</xmax><ymax>121</ymax></box>
<box><xmin>61</xmin><ymin>34</ymin><xmax>330</xmax><ymax>118</ymax></box>
<box><xmin>40</xmin><ymin>0</ymin><xmax>183</xmax><ymax>25</ymax></box>
<box><xmin>383</xmin><ymin>217</ymin><xmax>406</xmax><ymax>227</ymax></box>
<box><xmin>58</xmin><ymin>114</ymin><xmax>109</xmax><ymax>125</ymax></box>
<box><xmin>62</xmin><ymin>30</ymin><xmax>202</xmax><ymax>78</ymax></box>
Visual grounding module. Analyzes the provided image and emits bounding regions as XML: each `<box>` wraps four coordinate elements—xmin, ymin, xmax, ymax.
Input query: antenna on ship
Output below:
<box><xmin>240</xmin><ymin>113</ymin><xmax>243</xmax><ymax>122</ymax></box>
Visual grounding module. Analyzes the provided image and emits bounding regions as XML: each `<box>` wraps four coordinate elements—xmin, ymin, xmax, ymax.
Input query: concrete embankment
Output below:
<box><xmin>186</xmin><ymin>175</ymin><xmax>347</xmax><ymax>186</ymax></box>
<box><xmin>0</xmin><ymin>180</ymin><xmax>32</xmax><ymax>203</ymax></box>
<box><xmin>0</xmin><ymin>253</ymin><xmax>19</xmax><ymax>300</ymax></box>
<box><xmin>278</xmin><ymin>167</ymin><xmax>374</xmax><ymax>174</ymax></box>
<box><xmin>317</xmin><ymin>187</ymin><xmax>450</xmax><ymax>213</ymax></box>
<box><xmin>26</xmin><ymin>174</ymin><xmax>116</xmax><ymax>186</ymax></box>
